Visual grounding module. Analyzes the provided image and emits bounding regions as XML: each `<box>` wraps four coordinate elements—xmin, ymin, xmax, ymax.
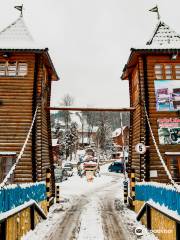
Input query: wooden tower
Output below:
<box><xmin>122</xmin><ymin>19</ymin><xmax>180</xmax><ymax>184</ymax></box>
<box><xmin>0</xmin><ymin>14</ymin><xmax>59</xmax><ymax>190</ymax></box>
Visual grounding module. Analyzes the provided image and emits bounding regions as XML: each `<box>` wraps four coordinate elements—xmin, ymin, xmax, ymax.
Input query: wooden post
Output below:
<box><xmin>123</xmin><ymin>180</ymin><xmax>128</xmax><ymax>204</ymax></box>
<box><xmin>30</xmin><ymin>205</ymin><xmax>35</xmax><ymax>230</ymax></box>
<box><xmin>46</xmin><ymin>168</ymin><xmax>51</xmax><ymax>212</ymax></box>
<box><xmin>0</xmin><ymin>221</ymin><xmax>6</xmax><ymax>240</ymax></box>
<box><xmin>131</xmin><ymin>169</ymin><xmax>135</xmax><ymax>207</ymax></box>
<box><xmin>146</xmin><ymin>204</ymin><xmax>151</xmax><ymax>230</ymax></box>
<box><xmin>56</xmin><ymin>185</ymin><xmax>60</xmax><ymax>204</ymax></box>
<box><xmin>176</xmin><ymin>222</ymin><xmax>180</xmax><ymax>240</ymax></box>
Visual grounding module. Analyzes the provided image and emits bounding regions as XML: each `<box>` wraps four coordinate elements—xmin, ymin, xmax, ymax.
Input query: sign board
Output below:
<box><xmin>158</xmin><ymin>118</ymin><xmax>180</xmax><ymax>145</ymax></box>
<box><xmin>135</xmin><ymin>143</ymin><xmax>146</xmax><ymax>154</ymax></box>
<box><xmin>154</xmin><ymin>80</ymin><xmax>180</xmax><ymax>111</ymax></box>
<box><xmin>150</xmin><ymin>170</ymin><xmax>158</xmax><ymax>178</ymax></box>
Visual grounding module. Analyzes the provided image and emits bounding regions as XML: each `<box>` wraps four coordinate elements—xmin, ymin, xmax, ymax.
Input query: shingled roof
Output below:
<box><xmin>146</xmin><ymin>20</ymin><xmax>180</xmax><ymax>47</ymax></box>
<box><xmin>122</xmin><ymin>19</ymin><xmax>180</xmax><ymax>80</ymax></box>
<box><xmin>0</xmin><ymin>15</ymin><xmax>45</xmax><ymax>50</ymax></box>
<box><xmin>0</xmin><ymin>15</ymin><xmax>59</xmax><ymax>80</ymax></box>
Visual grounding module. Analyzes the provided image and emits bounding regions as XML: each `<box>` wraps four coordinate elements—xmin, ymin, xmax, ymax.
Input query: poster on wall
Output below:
<box><xmin>154</xmin><ymin>80</ymin><xmax>180</xmax><ymax>111</ymax></box>
<box><xmin>158</xmin><ymin>118</ymin><xmax>180</xmax><ymax>144</ymax></box>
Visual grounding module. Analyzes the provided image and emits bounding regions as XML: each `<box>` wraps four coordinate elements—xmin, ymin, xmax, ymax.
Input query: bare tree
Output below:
<box><xmin>96</xmin><ymin>112</ymin><xmax>112</xmax><ymax>152</ymax></box>
<box><xmin>60</xmin><ymin>94</ymin><xmax>74</xmax><ymax>129</ymax></box>
<box><xmin>82</xmin><ymin>111</ymin><xmax>97</xmax><ymax>145</ymax></box>
<box><xmin>76</xmin><ymin>112</ymin><xmax>85</xmax><ymax>147</ymax></box>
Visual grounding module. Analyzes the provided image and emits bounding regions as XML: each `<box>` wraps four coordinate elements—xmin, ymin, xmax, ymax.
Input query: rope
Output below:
<box><xmin>143</xmin><ymin>102</ymin><xmax>178</xmax><ymax>189</ymax></box>
<box><xmin>0</xmin><ymin>106</ymin><xmax>39</xmax><ymax>188</ymax></box>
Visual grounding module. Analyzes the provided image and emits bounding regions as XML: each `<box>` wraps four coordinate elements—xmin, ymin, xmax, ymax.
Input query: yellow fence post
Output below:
<box><xmin>123</xmin><ymin>180</ymin><xmax>128</xmax><ymax>204</ymax></box>
<box><xmin>46</xmin><ymin>168</ymin><xmax>51</xmax><ymax>212</ymax></box>
<box><xmin>56</xmin><ymin>185</ymin><xmax>60</xmax><ymax>204</ymax></box>
<box><xmin>131</xmin><ymin>169</ymin><xmax>135</xmax><ymax>207</ymax></box>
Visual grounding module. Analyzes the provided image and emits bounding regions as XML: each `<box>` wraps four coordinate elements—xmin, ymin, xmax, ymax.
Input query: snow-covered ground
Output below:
<box><xmin>77</xmin><ymin>197</ymin><xmax>104</xmax><ymax>240</ymax></box>
<box><xmin>22</xmin><ymin>164</ymin><xmax>157</xmax><ymax>240</ymax></box>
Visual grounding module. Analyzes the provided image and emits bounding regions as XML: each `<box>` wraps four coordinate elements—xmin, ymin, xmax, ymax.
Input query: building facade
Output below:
<box><xmin>122</xmin><ymin>20</ymin><xmax>180</xmax><ymax>184</ymax></box>
<box><xmin>0</xmin><ymin>15</ymin><xmax>58</xmax><ymax>190</ymax></box>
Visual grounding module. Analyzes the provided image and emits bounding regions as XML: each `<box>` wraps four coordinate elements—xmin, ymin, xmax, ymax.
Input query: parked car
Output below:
<box><xmin>108</xmin><ymin>161</ymin><xmax>124</xmax><ymax>173</ymax></box>
<box><xmin>63</xmin><ymin>163</ymin><xmax>74</xmax><ymax>177</ymax></box>
<box><xmin>63</xmin><ymin>162</ymin><xmax>74</xmax><ymax>170</ymax></box>
<box><xmin>54</xmin><ymin>165</ymin><xmax>68</xmax><ymax>182</ymax></box>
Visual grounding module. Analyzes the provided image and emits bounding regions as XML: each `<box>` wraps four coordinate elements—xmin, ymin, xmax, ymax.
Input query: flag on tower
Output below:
<box><xmin>149</xmin><ymin>5</ymin><xmax>160</xmax><ymax>20</ymax></box>
<box><xmin>149</xmin><ymin>6</ymin><xmax>158</xmax><ymax>12</ymax></box>
<box><xmin>14</xmin><ymin>5</ymin><xmax>23</xmax><ymax>16</ymax></box>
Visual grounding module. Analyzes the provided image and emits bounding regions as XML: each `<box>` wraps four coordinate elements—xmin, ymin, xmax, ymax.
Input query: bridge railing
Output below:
<box><xmin>0</xmin><ymin>182</ymin><xmax>47</xmax><ymax>240</ymax></box>
<box><xmin>0</xmin><ymin>182</ymin><xmax>46</xmax><ymax>213</ymax></box>
<box><xmin>135</xmin><ymin>182</ymin><xmax>180</xmax><ymax>214</ymax></box>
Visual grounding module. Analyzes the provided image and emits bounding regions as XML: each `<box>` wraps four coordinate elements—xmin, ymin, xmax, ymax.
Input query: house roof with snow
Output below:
<box><xmin>122</xmin><ymin>19</ymin><xmax>180</xmax><ymax>80</ymax></box>
<box><xmin>146</xmin><ymin>21</ymin><xmax>180</xmax><ymax>47</ymax></box>
<box><xmin>78</xmin><ymin>126</ymin><xmax>98</xmax><ymax>133</ymax></box>
<box><xmin>112</xmin><ymin>126</ymin><xmax>128</xmax><ymax>138</ymax></box>
<box><xmin>52</xmin><ymin>138</ymin><xmax>59</xmax><ymax>147</ymax></box>
<box><xmin>0</xmin><ymin>15</ymin><xmax>59</xmax><ymax>80</ymax></box>
<box><xmin>78</xmin><ymin>137</ymin><xmax>93</xmax><ymax>144</ymax></box>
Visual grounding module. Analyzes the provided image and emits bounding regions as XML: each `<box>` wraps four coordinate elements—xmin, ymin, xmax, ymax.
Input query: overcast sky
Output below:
<box><xmin>1</xmin><ymin>0</ymin><xmax>180</xmax><ymax>107</ymax></box>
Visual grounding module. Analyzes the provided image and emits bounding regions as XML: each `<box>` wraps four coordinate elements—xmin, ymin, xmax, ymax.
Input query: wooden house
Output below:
<box><xmin>0</xmin><ymin>14</ymin><xmax>59</xmax><ymax>190</ymax></box>
<box><xmin>122</xmin><ymin>19</ymin><xmax>180</xmax><ymax>184</ymax></box>
<box><xmin>78</xmin><ymin>126</ymin><xmax>98</xmax><ymax>147</ymax></box>
<box><xmin>52</xmin><ymin>138</ymin><xmax>61</xmax><ymax>164</ymax></box>
<box><xmin>112</xmin><ymin>126</ymin><xmax>129</xmax><ymax>150</ymax></box>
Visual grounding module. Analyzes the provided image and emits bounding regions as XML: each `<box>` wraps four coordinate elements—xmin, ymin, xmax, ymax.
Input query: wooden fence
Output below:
<box><xmin>135</xmin><ymin>182</ymin><xmax>180</xmax><ymax>240</ymax></box>
<box><xmin>0</xmin><ymin>182</ymin><xmax>47</xmax><ymax>239</ymax></box>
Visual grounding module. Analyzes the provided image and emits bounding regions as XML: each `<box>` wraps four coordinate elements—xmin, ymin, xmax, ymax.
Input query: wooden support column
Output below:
<box><xmin>32</xmin><ymin>54</ymin><xmax>39</xmax><ymax>182</ymax></box>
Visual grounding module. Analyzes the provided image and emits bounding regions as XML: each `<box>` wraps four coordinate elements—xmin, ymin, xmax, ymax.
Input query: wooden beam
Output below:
<box><xmin>48</xmin><ymin>107</ymin><xmax>135</xmax><ymax>112</ymax></box>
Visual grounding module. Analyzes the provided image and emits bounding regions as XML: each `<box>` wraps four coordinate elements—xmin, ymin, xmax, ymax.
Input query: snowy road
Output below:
<box><xmin>46</xmin><ymin>173</ymin><xmax>128</xmax><ymax>240</ymax></box>
<box><xmin>23</xmin><ymin>165</ymin><xmax>157</xmax><ymax>240</ymax></box>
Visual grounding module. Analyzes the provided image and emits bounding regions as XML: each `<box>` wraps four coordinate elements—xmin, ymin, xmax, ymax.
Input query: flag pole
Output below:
<box><xmin>149</xmin><ymin>5</ymin><xmax>161</xmax><ymax>21</ymax></box>
<box><xmin>14</xmin><ymin>4</ymin><xmax>23</xmax><ymax>17</ymax></box>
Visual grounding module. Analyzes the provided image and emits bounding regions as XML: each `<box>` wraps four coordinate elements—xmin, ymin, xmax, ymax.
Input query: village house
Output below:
<box><xmin>52</xmin><ymin>138</ymin><xmax>61</xmax><ymax>165</ymax></box>
<box><xmin>122</xmin><ymin>18</ymin><xmax>180</xmax><ymax>184</ymax></box>
<box><xmin>112</xmin><ymin>126</ymin><xmax>129</xmax><ymax>151</ymax></box>
<box><xmin>78</xmin><ymin>126</ymin><xmax>98</xmax><ymax>147</ymax></box>
<box><xmin>0</xmin><ymin>12</ymin><xmax>59</xmax><ymax>192</ymax></box>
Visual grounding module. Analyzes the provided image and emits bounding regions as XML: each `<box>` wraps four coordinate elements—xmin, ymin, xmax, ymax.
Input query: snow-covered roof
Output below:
<box><xmin>78</xmin><ymin>126</ymin><xmax>98</xmax><ymax>133</ymax></box>
<box><xmin>0</xmin><ymin>151</ymin><xmax>16</xmax><ymax>155</ymax></box>
<box><xmin>0</xmin><ymin>15</ymin><xmax>59</xmax><ymax>80</ymax></box>
<box><xmin>146</xmin><ymin>20</ymin><xmax>180</xmax><ymax>47</ymax></box>
<box><xmin>132</xmin><ymin>20</ymin><xmax>180</xmax><ymax>50</ymax></box>
<box><xmin>112</xmin><ymin>126</ymin><xmax>128</xmax><ymax>138</ymax></box>
<box><xmin>122</xmin><ymin>20</ymin><xmax>180</xmax><ymax>80</ymax></box>
<box><xmin>0</xmin><ymin>16</ymin><xmax>45</xmax><ymax>50</ymax></box>
<box><xmin>79</xmin><ymin>137</ymin><xmax>92</xmax><ymax>144</ymax></box>
<box><xmin>52</xmin><ymin>138</ymin><xmax>59</xmax><ymax>146</ymax></box>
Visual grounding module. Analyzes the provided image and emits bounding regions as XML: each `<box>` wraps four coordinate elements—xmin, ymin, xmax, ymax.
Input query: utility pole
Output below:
<box><xmin>120</xmin><ymin>112</ymin><xmax>127</xmax><ymax>180</ymax></box>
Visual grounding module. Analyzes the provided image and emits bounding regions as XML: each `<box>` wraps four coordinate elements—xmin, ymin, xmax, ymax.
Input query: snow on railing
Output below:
<box><xmin>0</xmin><ymin>181</ymin><xmax>46</xmax><ymax>213</ymax></box>
<box><xmin>135</xmin><ymin>182</ymin><xmax>180</xmax><ymax>215</ymax></box>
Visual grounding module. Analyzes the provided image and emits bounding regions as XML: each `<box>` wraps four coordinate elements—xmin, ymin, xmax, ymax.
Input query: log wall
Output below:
<box><xmin>146</xmin><ymin>55</ymin><xmax>180</xmax><ymax>182</ymax></box>
<box><xmin>0</xmin><ymin>53</ymin><xmax>35</xmax><ymax>182</ymax></box>
<box><xmin>0</xmin><ymin>52</ymin><xmax>54</xmax><ymax>186</ymax></box>
<box><xmin>129</xmin><ymin>54</ymin><xmax>180</xmax><ymax>183</ymax></box>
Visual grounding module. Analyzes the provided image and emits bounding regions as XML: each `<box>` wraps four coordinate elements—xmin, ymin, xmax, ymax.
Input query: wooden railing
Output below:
<box><xmin>0</xmin><ymin>200</ymin><xmax>46</xmax><ymax>240</ymax></box>
<box><xmin>136</xmin><ymin>201</ymin><xmax>180</xmax><ymax>240</ymax></box>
